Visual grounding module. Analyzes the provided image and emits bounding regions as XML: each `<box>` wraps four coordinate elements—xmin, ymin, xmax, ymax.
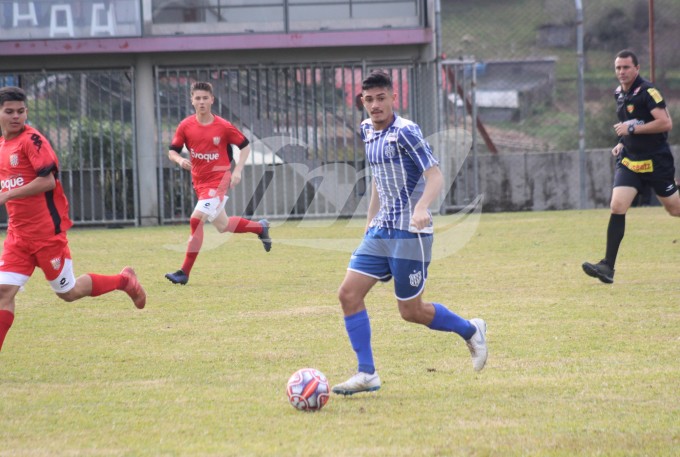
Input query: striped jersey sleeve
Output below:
<box><xmin>361</xmin><ymin>115</ymin><xmax>438</xmax><ymax>231</ymax></box>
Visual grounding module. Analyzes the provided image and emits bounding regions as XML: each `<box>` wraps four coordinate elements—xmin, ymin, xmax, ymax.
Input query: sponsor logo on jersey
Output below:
<box><xmin>365</xmin><ymin>128</ymin><xmax>374</xmax><ymax>140</ymax></box>
<box><xmin>190</xmin><ymin>150</ymin><xmax>219</xmax><ymax>162</ymax></box>
<box><xmin>647</xmin><ymin>88</ymin><xmax>663</xmax><ymax>103</ymax></box>
<box><xmin>409</xmin><ymin>269</ymin><xmax>422</xmax><ymax>287</ymax></box>
<box><xmin>386</xmin><ymin>133</ymin><xmax>398</xmax><ymax>142</ymax></box>
<box><xmin>626</xmin><ymin>104</ymin><xmax>634</xmax><ymax>114</ymax></box>
<box><xmin>621</xmin><ymin>157</ymin><xmax>653</xmax><ymax>173</ymax></box>
<box><xmin>633</xmin><ymin>86</ymin><xmax>641</xmax><ymax>96</ymax></box>
<box><xmin>213</xmin><ymin>136</ymin><xmax>220</xmax><ymax>146</ymax></box>
<box><xmin>50</xmin><ymin>257</ymin><xmax>62</xmax><ymax>271</ymax></box>
<box><xmin>0</xmin><ymin>176</ymin><xmax>25</xmax><ymax>190</ymax></box>
<box><xmin>9</xmin><ymin>154</ymin><xmax>19</xmax><ymax>167</ymax></box>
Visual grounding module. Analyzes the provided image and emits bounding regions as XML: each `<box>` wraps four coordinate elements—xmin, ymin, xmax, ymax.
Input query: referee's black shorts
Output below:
<box><xmin>613</xmin><ymin>150</ymin><xmax>678</xmax><ymax>197</ymax></box>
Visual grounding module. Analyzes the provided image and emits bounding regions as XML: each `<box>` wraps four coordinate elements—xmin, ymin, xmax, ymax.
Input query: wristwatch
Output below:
<box><xmin>628</xmin><ymin>124</ymin><xmax>635</xmax><ymax>135</ymax></box>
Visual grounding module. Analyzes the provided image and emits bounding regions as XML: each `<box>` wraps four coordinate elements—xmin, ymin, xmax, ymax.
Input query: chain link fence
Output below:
<box><xmin>440</xmin><ymin>0</ymin><xmax>680</xmax><ymax>154</ymax></box>
<box><xmin>438</xmin><ymin>0</ymin><xmax>680</xmax><ymax>210</ymax></box>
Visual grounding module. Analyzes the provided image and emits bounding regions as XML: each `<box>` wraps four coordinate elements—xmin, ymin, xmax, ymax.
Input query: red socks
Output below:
<box><xmin>89</xmin><ymin>273</ymin><xmax>125</xmax><ymax>296</ymax></box>
<box><xmin>227</xmin><ymin>216</ymin><xmax>263</xmax><ymax>234</ymax></box>
<box><xmin>177</xmin><ymin>217</ymin><xmax>261</xmax><ymax>277</ymax></box>
<box><xmin>0</xmin><ymin>309</ymin><xmax>15</xmax><ymax>351</ymax></box>
<box><xmin>181</xmin><ymin>217</ymin><xmax>204</xmax><ymax>275</ymax></box>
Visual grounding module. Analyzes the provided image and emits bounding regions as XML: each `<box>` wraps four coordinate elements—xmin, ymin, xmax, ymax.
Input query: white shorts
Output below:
<box><xmin>0</xmin><ymin>258</ymin><xmax>77</xmax><ymax>293</ymax></box>
<box><xmin>194</xmin><ymin>195</ymin><xmax>229</xmax><ymax>222</ymax></box>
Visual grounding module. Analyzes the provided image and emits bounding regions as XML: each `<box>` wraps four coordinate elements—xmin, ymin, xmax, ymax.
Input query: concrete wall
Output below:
<box><xmin>463</xmin><ymin>147</ymin><xmax>680</xmax><ymax>212</ymax></box>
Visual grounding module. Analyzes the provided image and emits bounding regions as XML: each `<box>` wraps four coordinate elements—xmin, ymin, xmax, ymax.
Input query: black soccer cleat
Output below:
<box><xmin>258</xmin><ymin>219</ymin><xmax>272</xmax><ymax>252</ymax></box>
<box><xmin>165</xmin><ymin>269</ymin><xmax>189</xmax><ymax>285</ymax></box>
<box><xmin>582</xmin><ymin>260</ymin><xmax>615</xmax><ymax>284</ymax></box>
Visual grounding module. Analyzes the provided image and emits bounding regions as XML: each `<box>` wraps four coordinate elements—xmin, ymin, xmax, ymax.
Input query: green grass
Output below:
<box><xmin>1</xmin><ymin>209</ymin><xmax>679</xmax><ymax>456</ymax></box>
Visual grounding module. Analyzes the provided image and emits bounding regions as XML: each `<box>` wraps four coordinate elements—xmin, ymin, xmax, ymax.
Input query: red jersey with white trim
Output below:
<box><xmin>0</xmin><ymin>125</ymin><xmax>72</xmax><ymax>239</ymax></box>
<box><xmin>171</xmin><ymin>115</ymin><xmax>249</xmax><ymax>199</ymax></box>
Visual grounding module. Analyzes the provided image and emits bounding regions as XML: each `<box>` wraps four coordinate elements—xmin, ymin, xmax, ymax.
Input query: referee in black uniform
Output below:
<box><xmin>583</xmin><ymin>49</ymin><xmax>680</xmax><ymax>284</ymax></box>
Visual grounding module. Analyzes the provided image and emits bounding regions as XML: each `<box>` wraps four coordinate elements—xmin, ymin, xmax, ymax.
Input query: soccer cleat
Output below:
<box><xmin>582</xmin><ymin>260</ymin><xmax>615</xmax><ymax>284</ymax></box>
<box><xmin>258</xmin><ymin>219</ymin><xmax>272</xmax><ymax>252</ymax></box>
<box><xmin>466</xmin><ymin>318</ymin><xmax>488</xmax><ymax>372</ymax></box>
<box><xmin>331</xmin><ymin>371</ymin><xmax>381</xmax><ymax>396</ymax></box>
<box><xmin>165</xmin><ymin>269</ymin><xmax>189</xmax><ymax>285</ymax></box>
<box><xmin>120</xmin><ymin>267</ymin><xmax>146</xmax><ymax>309</ymax></box>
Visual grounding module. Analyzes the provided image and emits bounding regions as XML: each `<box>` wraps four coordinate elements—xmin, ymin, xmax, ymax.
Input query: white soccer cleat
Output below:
<box><xmin>331</xmin><ymin>371</ymin><xmax>381</xmax><ymax>396</ymax></box>
<box><xmin>466</xmin><ymin>318</ymin><xmax>488</xmax><ymax>372</ymax></box>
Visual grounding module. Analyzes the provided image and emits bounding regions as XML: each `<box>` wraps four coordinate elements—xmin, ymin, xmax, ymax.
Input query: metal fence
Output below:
<box><xmin>155</xmin><ymin>61</ymin><xmax>442</xmax><ymax>223</ymax></box>
<box><xmin>440</xmin><ymin>0</ymin><xmax>680</xmax><ymax>154</ymax></box>
<box><xmin>0</xmin><ymin>70</ymin><xmax>138</xmax><ymax>227</ymax></box>
<box><xmin>4</xmin><ymin>1</ymin><xmax>678</xmax><ymax>226</ymax></box>
<box><xmin>437</xmin><ymin>0</ymin><xmax>680</xmax><ymax>211</ymax></box>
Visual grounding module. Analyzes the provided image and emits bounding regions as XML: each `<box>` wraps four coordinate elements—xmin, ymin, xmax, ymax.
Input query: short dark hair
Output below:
<box><xmin>616</xmin><ymin>49</ymin><xmax>639</xmax><ymax>67</ymax></box>
<box><xmin>190</xmin><ymin>81</ymin><xmax>213</xmax><ymax>95</ymax></box>
<box><xmin>362</xmin><ymin>70</ymin><xmax>393</xmax><ymax>91</ymax></box>
<box><xmin>0</xmin><ymin>86</ymin><xmax>27</xmax><ymax>106</ymax></box>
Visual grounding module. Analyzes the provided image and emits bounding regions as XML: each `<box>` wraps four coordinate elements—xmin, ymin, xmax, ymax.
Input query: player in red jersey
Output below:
<box><xmin>164</xmin><ymin>81</ymin><xmax>272</xmax><ymax>286</ymax></box>
<box><xmin>0</xmin><ymin>86</ymin><xmax>146</xmax><ymax>352</ymax></box>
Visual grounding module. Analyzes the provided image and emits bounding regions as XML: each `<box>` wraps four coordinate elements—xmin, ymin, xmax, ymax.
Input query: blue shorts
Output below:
<box><xmin>348</xmin><ymin>226</ymin><xmax>432</xmax><ymax>300</ymax></box>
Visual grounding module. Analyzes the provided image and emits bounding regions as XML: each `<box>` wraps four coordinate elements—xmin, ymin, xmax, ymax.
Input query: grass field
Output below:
<box><xmin>1</xmin><ymin>208</ymin><xmax>679</xmax><ymax>456</ymax></box>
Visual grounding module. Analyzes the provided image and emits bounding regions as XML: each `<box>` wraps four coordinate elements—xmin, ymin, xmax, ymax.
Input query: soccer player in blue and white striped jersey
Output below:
<box><xmin>332</xmin><ymin>70</ymin><xmax>488</xmax><ymax>396</ymax></box>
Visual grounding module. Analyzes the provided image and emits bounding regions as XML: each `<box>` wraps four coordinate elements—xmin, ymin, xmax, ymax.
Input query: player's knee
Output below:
<box><xmin>337</xmin><ymin>285</ymin><xmax>353</xmax><ymax>306</ymax></box>
<box><xmin>666</xmin><ymin>206</ymin><xmax>680</xmax><ymax>217</ymax></box>
<box><xmin>338</xmin><ymin>284</ymin><xmax>364</xmax><ymax>311</ymax></box>
<box><xmin>397</xmin><ymin>301</ymin><xmax>427</xmax><ymax>324</ymax></box>
<box><xmin>609</xmin><ymin>202</ymin><xmax>629</xmax><ymax>214</ymax></box>
<box><xmin>56</xmin><ymin>290</ymin><xmax>78</xmax><ymax>302</ymax></box>
<box><xmin>213</xmin><ymin>221</ymin><xmax>227</xmax><ymax>233</ymax></box>
<box><xmin>398</xmin><ymin>307</ymin><xmax>420</xmax><ymax>323</ymax></box>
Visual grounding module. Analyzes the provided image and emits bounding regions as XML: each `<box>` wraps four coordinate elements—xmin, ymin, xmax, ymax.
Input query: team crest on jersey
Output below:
<box><xmin>50</xmin><ymin>257</ymin><xmax>62</xmax><ymax>271</ymax></box>
<box><xmin>626</xmin><ymin>104</ymin><xmax>634</xmax><ymax>114</ymax></box>
<box><xmin>384</xmin><ymin>143</ymin><xmax>396</xmax><ymax>158</ymax></box>
<box><xmin>213</xmin><ymin>137</ymin><xmax>220</xmax><ymax>146</ymax></box>
<box><xmin>9</xmin><ymin>154</ymin><xmax>19</xmax><ymax>167</ymax></box>
<box><xmin>409</xmin><ymin>270</ymin><xmax>422</xmax><ymax>287</ymax></box>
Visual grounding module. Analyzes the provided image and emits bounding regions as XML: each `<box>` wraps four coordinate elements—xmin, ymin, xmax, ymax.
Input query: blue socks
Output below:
<box><xmin>344</xmin><ymin>305</ymin><xmax>473</xmax><ymax>373</ymax></box>
<box><xmin>344</xmin><ymin>310</ymin><xmax>375</xmax><ymax>374</ymax></box>
<box><xmin>428</xmin><ymin>303</ymin><xmax>476</xmax><ymax>340</ymax></box>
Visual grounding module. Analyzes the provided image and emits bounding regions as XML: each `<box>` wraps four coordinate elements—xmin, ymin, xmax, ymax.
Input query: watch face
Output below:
<box><xmin>628</xmin><ymin>125</ymin><xmax>635</xmax><ymax>134</ymax></box>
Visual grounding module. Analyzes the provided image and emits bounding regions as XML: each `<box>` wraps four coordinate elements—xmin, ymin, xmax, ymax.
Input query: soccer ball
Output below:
<box><xmin>286</xmin><ymin>368</ymin><xmax>330</xmax><ymax>411</ymax></box>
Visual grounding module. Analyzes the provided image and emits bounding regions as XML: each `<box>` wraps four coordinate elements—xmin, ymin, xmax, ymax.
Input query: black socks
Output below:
<box><xmin>605</xmin><ymin>213</ymin><xmax>626</xmax><ymax>268</ymax></box>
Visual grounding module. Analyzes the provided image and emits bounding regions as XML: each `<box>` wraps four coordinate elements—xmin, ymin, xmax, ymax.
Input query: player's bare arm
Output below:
<box><xmin>0</xmin><ymin>174</ymin><xmax>55</xmax><ymax>206</ymax></box>
<box><xmin>230</xmin><ymin>144</ymin><xmax>251</xmax><ymax>188</ymax></box>
<box><xmin>168</xmin><ymin>148</ymin><xmax>191</xmax><ymax>170</ymax></box>
<box><xmin>365</xmin><ymin>180</ymin><xmax>380</xmax><ymax>232</ymax></box>
<box><xmin>411</xmin><ymin>166</ymin><xmax>443</xmax><ymax>231</ymax></box>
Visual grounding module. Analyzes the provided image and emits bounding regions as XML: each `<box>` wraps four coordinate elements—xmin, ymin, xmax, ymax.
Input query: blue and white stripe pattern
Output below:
<box><xmin>361</xmin><ymin>115</ymin><xmax>439</xmax><ymax>231</ymax></box>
